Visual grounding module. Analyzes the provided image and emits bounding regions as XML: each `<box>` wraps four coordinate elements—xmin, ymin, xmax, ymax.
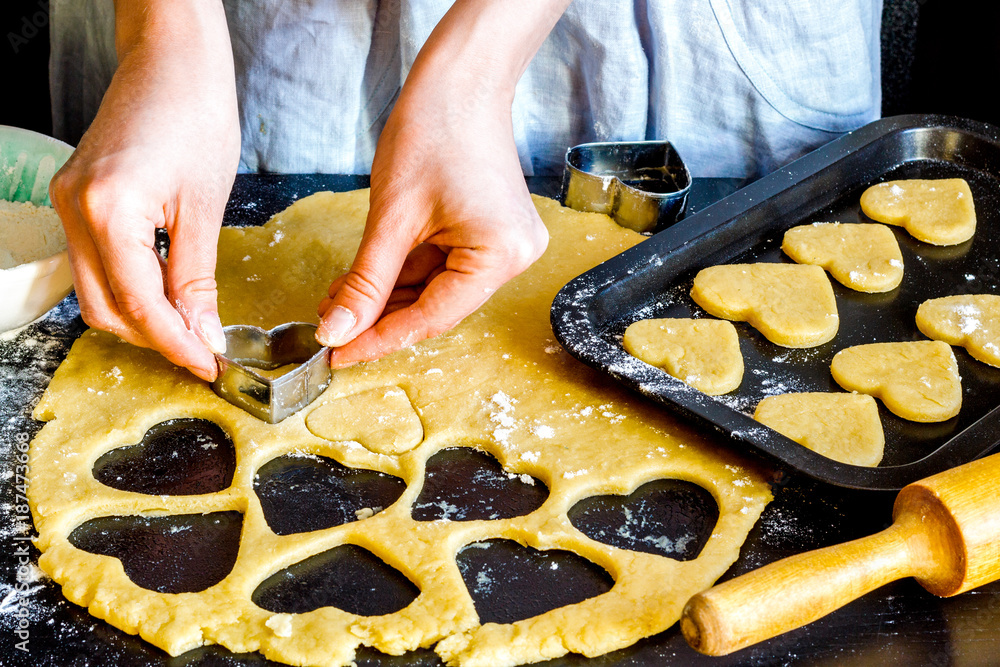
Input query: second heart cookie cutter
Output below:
<box><xmin>211</xmin><ymin>322</ymin><xmax>331</xmax><ymax>424</ymax></box>
<box><xmin>561</xmin><ymin>140</ymin><xmax>691</xmax><ymax>233</ymax></box>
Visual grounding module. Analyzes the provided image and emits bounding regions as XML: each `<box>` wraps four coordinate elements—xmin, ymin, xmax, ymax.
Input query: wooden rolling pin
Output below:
<box><xmin>681</xmin><ymin>452</ymin><xmax>1000</xmax><ymax>656</ymax></box>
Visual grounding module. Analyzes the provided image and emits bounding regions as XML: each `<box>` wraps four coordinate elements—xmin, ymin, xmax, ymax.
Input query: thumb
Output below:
<box><xmin>317</xmin><ymin>218</ymin><xmax>412</xmax><ymax>348</ymax></box>
<box><xmin>166</xmin><ymin>222</ymin><xmax>227</xmax><ymax>356</ymax></box>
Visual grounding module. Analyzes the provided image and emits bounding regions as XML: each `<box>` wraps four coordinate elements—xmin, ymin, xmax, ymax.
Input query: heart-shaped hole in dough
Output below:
<box><xmin>860</xmin><ymin>178</ymin><xmax>976</xmax><ymax>246</ymax></box>
<box><xmin>412</xmin><ymin>448</ymin><xmax>548</xmax><ymax>522</ymax></box>
<box><xmin>254</xmin><ymin>454</ymin><xmax>406</xmax><ymax>535</ymax></box>
<box><xmin>690</xmin><ymin>263</ymin><xmax>839</xmax><ymax>348</ymax></box>
<box><xmin>69</xmin><ymin>512</ymin><xmax>243</xmax><ymax>594</ymax></box>
<box><xmin>252</xmin><ymin>544</ymin><xmax>419</xmax><ymax>616</ymax></box>
<box><xmin>457</xmin><ymin>539</ymin><xmax>613</xmax><ymax>625</ymax></box>
<box><xmin>568</xmin><ymin>479</ymin><xmax>718</xmax><ymax>560</ymax></box>
<box><xmin>93</xmin><ymin>419</ymin><xmax>236</xmax><ymax>496</ymax></box>
<box><xmin>830</xmin><ymin>341</ymin><xmax>962</xmax><ymax>423</ymax></box>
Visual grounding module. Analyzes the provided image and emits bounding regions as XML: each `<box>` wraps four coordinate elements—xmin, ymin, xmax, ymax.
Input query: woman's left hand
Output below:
<box><xmin>316</xmin><ymin>0</ymin><xmax>570</xmax><ymax>368</ymax></box>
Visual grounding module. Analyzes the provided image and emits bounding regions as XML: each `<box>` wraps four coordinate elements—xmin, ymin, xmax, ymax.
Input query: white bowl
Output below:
<box><xmin>0</xmin><ymin>125</ymin><xmax>75</xmax><ymax>335</ymax></box>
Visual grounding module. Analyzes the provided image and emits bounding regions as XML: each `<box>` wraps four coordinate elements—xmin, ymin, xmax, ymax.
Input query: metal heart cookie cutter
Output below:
<box><xmin>561</xmin><ymin>140</ymin><xmax>692</xmax><ymax>233</ymax></box>
<box><xmin>211</xmin><ymin>322</ymin><xmax>331</xmax><ymax>424</ymax></box>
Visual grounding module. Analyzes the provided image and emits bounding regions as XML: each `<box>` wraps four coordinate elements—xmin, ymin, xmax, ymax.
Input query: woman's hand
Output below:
<box><xmin>317</xmin><ymin>0</ymin><xmax>570</xmax><ymax>368</ymax></box>
<box><xmin>50</xmin><ymin>0</ymin><xmax>239</xmax><ymax>381</ymax></box>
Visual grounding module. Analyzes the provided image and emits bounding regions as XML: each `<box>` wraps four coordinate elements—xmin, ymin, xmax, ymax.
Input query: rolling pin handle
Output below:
<box><xmin>681</xmin><ymin>519</ymin><xmax>922</xmax><ymax>656</ymax></box>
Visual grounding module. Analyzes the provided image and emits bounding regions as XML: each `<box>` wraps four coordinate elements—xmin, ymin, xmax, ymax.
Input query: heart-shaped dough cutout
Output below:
<box><xmin>253</xmin><ymin>544</ymin><xmax>420</xmax><ymax>617</ymax></box>
<box><xmin>412</xmin><ymin>447</ymin><xmax>547</xmax><ymax>522</ymax></box>
<box><xmin>456</xmin><ymin>540</ymin><xmax>613</xmax><ymax>626</ymax></box>
<box><xmin>916</xmin><ymin>294</ymin><xmax>1000</xmax><ymax>368</ymax></box>
<box><xmin>568</xmin><ymin>479</ymin><xmax>719</xmax><ymax>560</ymax></box>
<box><xmin>254</xmin><ymin>454</ymin><xmax>406</xmax><ymax>535</ymax></box>
<box><xmin>690</xmin><ymin>263</ymin><xmax>838</xmax><ymax>348</ymax></box>
<box><xmin>622</xmin><ymin>318</ymin><xmax>743</xmax><ymax>394</ymax></box>
<box><xmin>860</xmin><ymin>178</ymin><xmax>976</xmax><ymax>246</ymax></box>
<box><xmin>69</xmin><ymin>512</ymin><xmax>243</xmax><ymax>594</ymax></box>
<box><xmin>830</xmin><ymin>341</ymin><xmax>961</xmax><ymax>422</ymax></box>
<box><xmin>754</xmin><ymin>393</ymin><xmax>884</xmax><ymax>466</ymax></box>
<box><xmin>93</xmin><ymin>418</ymin><xmax>236</xmax><ymax>496</ymax></box>
<box><xmin>782</xmin><ymin>222</ymin><xmax>903</xmax><ymax>293</ymax></box>
<box><xmin>306</xmin><ymin>386</ymin><xmax>423</xmax><ymax>455</ymax></box>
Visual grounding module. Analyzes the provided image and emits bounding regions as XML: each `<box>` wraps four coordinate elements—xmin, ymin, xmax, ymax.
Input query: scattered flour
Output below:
<box><xmin>952</xmin><ymin>303</ymin><xmax>982</xmax><ymax>334</ymax></box>
<box><xmin>0</xmin><ymin>296</ymin><xmax>83</xmax><ymax>636</ymax></box>
<box><xmin>487</xmin><ymin>391</ymin><xmax>518</xmax><ymax>445</ymax></box>
<box><xmin>531</xmin><ymin>424</ymin><xmax>555</xmax><ymax>439</ymax></box>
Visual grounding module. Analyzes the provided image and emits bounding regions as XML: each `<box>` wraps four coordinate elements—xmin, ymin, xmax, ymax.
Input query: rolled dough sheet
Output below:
<box><xmin>754</xmin><ymin>393</ymin><xmax>884</xmax><ymax>467</ymax></box>
<box><xmin>830</xmin><ymin>340</ymin><xmax>962</xmax><ymax>423</ymax></box>
<box><xmin>622</xmin><ymin>318</ymin><xmax>743</xmax><ymax>395</ymax></box>
<box><xmin>28</xmin><ymin>191</ymin><xmax>771</xmax><ymax>667</ymax></box>
<box><xmin>690</xmin><ymin>263</ymin><xmax>839</xmax><ymax>348</ymax></box>
<box><xmin>860</xmin><ymin>178</ymin><xmax>976</xmax><ymax>246</ymax></box>
<box><xmin>916</xmin><ymin>294</ymin><xmax>1000</xmax><ymax>368</ymax></box>
<box><xmin>781</xmin><ymin>222</ymin><xmax>903</xmax><ymax>293</ymax></box>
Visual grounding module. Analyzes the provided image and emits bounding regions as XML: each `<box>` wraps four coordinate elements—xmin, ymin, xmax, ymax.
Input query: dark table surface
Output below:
<box><xmin>2</xmin><ymin>175</ymin><xmax>998</xmax><ymax>667</ymax></box>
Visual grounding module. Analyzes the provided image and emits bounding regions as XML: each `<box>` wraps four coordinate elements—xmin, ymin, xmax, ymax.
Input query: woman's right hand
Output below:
<box><xmin>50</xmin><ymin>0</ymin><xmax>240</xmax><ymax>382</ymax></box>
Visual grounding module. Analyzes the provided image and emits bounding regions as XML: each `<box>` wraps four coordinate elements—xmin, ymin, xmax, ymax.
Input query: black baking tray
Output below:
<box><xmin>9</xmin><ymin>171</ymin><xmax>1000</xmax><ymax>666</ymax></box>
<box><xmin>552</xmin><ymin>115</ymin><xmax>1000</xmax><ymax>491</ymax></box>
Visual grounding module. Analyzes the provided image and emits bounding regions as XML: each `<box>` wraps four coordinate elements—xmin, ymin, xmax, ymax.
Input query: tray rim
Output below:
<box><xmin>551</xmin><ymin>114</ymin><xmax>1000</xmax><ymax>491</ymax></box>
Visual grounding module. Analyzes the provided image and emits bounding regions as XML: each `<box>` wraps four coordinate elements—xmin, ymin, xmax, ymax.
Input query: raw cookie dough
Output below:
<box><xmin>916</xmin><ymin>294</ymin><xmax>1000</xmax><ymax>368</ymax></box>
<box><xmin>830</xmin><ymin>341</ymin><xmax>962</xmax><ymax>423</ymax></box>
<box><xmin>781</xmin><ymin>222</ymin><xmax>904</xmax><ymax>293</ymax></box>
<box><xmin>753</xmin><ymin>393</ymin><xmax>884</xmax><ymax>467</ymax></box>
<box><xmin>860</xmin><ymin>178</ymin><xmax>976</xmax><ymax>246</ymax></box>
<box><xmin>306</xmin><ymin>386</ymin><xmax>424</xmax><ymax>455</ymax></box>
<box><xmin>28</xmin><ymin>191</ymin><xmax>771</xmax><ymax>667</ymax></box>
<box><xmin>690</xmin><ymin>263</ymin><xmax>839</xmax><ymax>348</ymax></box>
<box><xmin>622</xmin><ymin>318</ymin><xmax>743</xmax><ymax>395</ymax></box>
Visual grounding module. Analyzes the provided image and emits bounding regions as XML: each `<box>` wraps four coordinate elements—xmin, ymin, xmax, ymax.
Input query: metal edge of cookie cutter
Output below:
<box><xmin>211</xmin><ymin>322</ymin><xmax>331</xmax><ymax>424</ymax></box>
<box><xmin>560</xmin><ymin>140</ymin><xmax>692</xmax><ymax>234</ymax></box>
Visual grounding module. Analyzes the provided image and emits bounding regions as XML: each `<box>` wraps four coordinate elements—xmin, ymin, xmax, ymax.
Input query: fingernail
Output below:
<box><xmin>199</xmin><ymin>312</ymin><xmax>228</xmax><ymax>355</ymax></box>
<box><xmin>317</xmin><ymin>306</ymin><xmax>356</xmax><ymax>347</ymax></box>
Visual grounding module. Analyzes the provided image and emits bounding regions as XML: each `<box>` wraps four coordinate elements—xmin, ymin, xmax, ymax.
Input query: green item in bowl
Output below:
<box><xmin>1</xmin><ymin>125</ymin><xmax>75</xmax><ymax>206</ymax></box>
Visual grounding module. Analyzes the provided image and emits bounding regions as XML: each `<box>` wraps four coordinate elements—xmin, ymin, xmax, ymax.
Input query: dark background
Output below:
<box><xmin>2</xmin><ymin>0</ymin><xmax>999</xmax><ymax>150</ymax></box>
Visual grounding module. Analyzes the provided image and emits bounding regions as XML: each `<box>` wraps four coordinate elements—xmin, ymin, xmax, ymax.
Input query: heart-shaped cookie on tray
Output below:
<box><xmin>622</xmin><ymin>318</ymin><xmax>743</xmax><ymax>395</ymax></box>
<box><xmin>830</xmin><ymin>340</ymin><xmax>962</xmax><ymax>422</ymax></box>
<box><xmin>916</xmin><ymin>294</ymin><xmax>1000</xmax><ymax>368</ymax></box>
<box><xmin>690</xmin><ymin>264</ymin><xmax>839</xmax><ymax>348</ymax></box>
<box><xmin>782</xmin><ymin>222</ymin><xmax>904</xmax><ymax>293</ymax></box>
<box><xmin>860</xmin><ymin>178</ymin><xmax>976</xmax><ymax>246</ymax></box>
<box><xmin>754</xmin><ymin>393</ymin><xmax>884</xmax><ymax>467</ymax></box>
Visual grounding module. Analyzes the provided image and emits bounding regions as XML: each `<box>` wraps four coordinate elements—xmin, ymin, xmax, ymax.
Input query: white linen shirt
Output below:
<box><xmin>50</xmin><ymin>0</ymin><xmax>882</xmax><ymax>178</ymax></box>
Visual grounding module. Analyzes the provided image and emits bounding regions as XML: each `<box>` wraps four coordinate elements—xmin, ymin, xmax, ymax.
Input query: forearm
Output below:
<box><xmin>410</xmin><ymin>0</ymin><xmax>573</xmax><ymax>101</ymax></box>
<box><xmin>113</xmin><ymin>0</ymin><xmax>232</xmax><ymax>61</ymax></box>
<box><xmin>83</xmin><ymin>1</ymin><xmax>237</xmax><ymax>155</ymax></box>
